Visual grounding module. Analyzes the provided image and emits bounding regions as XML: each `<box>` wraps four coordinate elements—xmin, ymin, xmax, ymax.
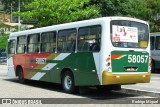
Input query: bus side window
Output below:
<box><xmin>27</xmin><ymin>34</ymin><xmax>40</xmax><ymax>53</ymax></box>
<box><xmin>150</xmin><ymin>37</ymin><xmax>155</xmax><ymax>50</ymax></box>
<box><xmin>155</xmin><ymin>36</ymin><xmax>160</xmax><ymax>50</ymax></box>
<box><xmin>58</xmin><ymin>29</ymin><xmax>76</xmax><ymax>52</ymax></box>
<box><xmin>41</xmin><ymin>31</ymin><xmax>56</xmax><ymax>53</ymax></box>
<box><xmin>78</xmin><ymin>25</ymin><xmax>101</xmax><ymax>52</ymax></box>
<box><xmin>8</xmin><ymin>40</ymin><xmax>16</xmax><ymax>58</ymax></box>
<box><xmin>17</xmin><ymin>36</ymin><xmax>26</xmax><ymax>53</ymax></box>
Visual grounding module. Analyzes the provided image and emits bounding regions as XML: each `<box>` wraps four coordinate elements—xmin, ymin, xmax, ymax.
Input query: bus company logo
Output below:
<box><xmin>2</xmin><ymin>99</ymin><xmax>12</xmax><ymax>104</ymax></box>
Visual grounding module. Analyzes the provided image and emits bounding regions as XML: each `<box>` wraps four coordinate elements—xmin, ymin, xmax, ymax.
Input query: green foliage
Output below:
<box><xmin>14</xmin><ymin>0</ymin><xmax>101</xmax><ymax>27</ymax></box>
<box><xmin>89</xmin><ymin>0</ymin><xmax>128</xmax><ymax>16</ymax></box>
<box><xmin>0</xmin><ymin>0</ymin><xmax>32</xmax><ymax>13</ymax></box>
<box><xmin>2</xmin><ymin>0</ymin><xmax>160</xmax><ymax>32</ymax></box>
<box><xmin>124</xmin><ymin>0</ymin><xmax>160</xmax><ymax>32</ymax></box>
<box><xmin>125</xmin><ymin>0</ymin><xmax>150</xmax><ymax>19</ymax></box>
<box><xmin>0</xmin><ymin>34</ymin><xmax>9</xmax><ymax>49</ymax></box>
<box><xmin>90</xmin><ymin>0</ymin><xmax>160</xmax><ymax>32</ymax></box>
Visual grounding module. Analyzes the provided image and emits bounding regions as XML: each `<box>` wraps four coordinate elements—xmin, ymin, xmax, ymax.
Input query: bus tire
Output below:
<box><xmin>17</xmin><ymin>67</ymin><xmax>26</xmax><ymax>84</ymax></box>
<box><xmin>62</xmin><ymin>71</ymin><xmax>77</xmax><ymax>94</ymax></box>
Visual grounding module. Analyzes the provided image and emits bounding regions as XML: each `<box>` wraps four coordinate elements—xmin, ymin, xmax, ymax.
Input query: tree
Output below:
<box><xmin>89</xmin><ymin>0</ymin><xmax>128</xmax><ymax>16</ymax></box>
<box><xmin>124</xmin><ymin>0</ymin><xmax>160</xmax><ymax>32</ymax></box>
<box><xmin>14</xmin><ymin>0</ymin><xmax>101</xmax><ymax>27</ymax></box>
<box><xmin>147</xmin><ymin>0</ymin><xmax>160</xmax><ymax>32</ymax></box>
<box><xmin>89</xmin><ymin>0</ymin><xmax>160</xmax><ymax>32</ymax></box>
<box><xmin>0</xmin><ymin>0</ymin><xmax>32</xmax><ymax>12</ymax></box>
<box><xmin>0</xmin><ymin>34</ymin><xmax>9</xmax><ymax>49</ymax></box>
<box><xmin>2</xmin><ymin>0</ymin><xmax>160</xmax><ymax>32</ymax></box>
<box><xmin>125</xmin><ymin>0</ymin><xmax>151</xmax><ymax>20</ymax></box>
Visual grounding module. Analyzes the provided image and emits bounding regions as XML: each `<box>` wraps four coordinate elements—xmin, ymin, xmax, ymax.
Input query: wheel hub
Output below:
<box><xmin>64</xmin><ymin>75</ymin><xmax>72</xmax><ymax>90</ymax></box>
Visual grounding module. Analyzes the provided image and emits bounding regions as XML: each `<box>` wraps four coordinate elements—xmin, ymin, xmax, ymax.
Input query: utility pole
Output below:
<box><xmin>18</xmin><ymin>0</ymin><xmax>20</xmax><ymax>31</ymax></box>
<box><xmin>10</xmin><ymin>2</ymin><xmax>12</xmax><ymax>23</ymax></box>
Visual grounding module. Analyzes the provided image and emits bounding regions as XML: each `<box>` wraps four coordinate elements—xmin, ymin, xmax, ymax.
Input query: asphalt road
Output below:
<box><xmin>0</xmin><ymin>65</ymin><xmax>159</xmax><ymax>106</ymax></box>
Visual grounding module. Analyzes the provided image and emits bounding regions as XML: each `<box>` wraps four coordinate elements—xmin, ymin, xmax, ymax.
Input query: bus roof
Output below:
<box><xmin>9</xmin><ymin>16</ymin><xmax>148</xmax><ymax>38</ymax></box>
<box><xmin>150</xmin><ymin>32</ymin><xmax>160</xmax><ymax>36</ymax></box>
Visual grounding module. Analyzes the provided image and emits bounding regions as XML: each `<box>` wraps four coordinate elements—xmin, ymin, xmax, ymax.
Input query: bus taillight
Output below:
<box><xmin>106</xmin><ymin>55</ymin><xmax>111</xmax><ymax>67</ymax></box>
<box><xmin>107</xmin><ymin>62</ymin><xmax>110</xmax><ymax>66</ymax></box>
<box><xmin>106</xmin><ymin>55</ymin><xmax>111</xmax><ymax>72</ymax></box>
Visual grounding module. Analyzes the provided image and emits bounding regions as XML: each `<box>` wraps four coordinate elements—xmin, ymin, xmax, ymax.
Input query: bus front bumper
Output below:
<box><xmin>102</xmin><ymin>71</ymin><xmax>151</xmax><ymax>85</ymax></box>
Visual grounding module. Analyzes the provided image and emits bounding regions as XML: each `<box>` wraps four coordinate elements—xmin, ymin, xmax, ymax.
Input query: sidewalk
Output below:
<box><xmin>121</xmin><ymin>73</ymin><xmax>160</xmax><ymax>97</ymax></box>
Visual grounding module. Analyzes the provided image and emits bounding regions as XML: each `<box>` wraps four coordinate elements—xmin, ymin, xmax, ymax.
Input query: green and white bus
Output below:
<box><xmin>150</xmin><ymin>32</ymin><xmax>160</xmax><ymax>72</ymax></box>
<box><xmin>7</xmin><ymin>17</ymin><xmax>151</xmax><ymax>93</ymax></box>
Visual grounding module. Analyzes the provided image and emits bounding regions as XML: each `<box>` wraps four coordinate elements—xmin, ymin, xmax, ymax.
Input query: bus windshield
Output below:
<box><xmin>110</xmin><ymin>20</ymin><xmax>149</xmax><ymax>48</ymax></box>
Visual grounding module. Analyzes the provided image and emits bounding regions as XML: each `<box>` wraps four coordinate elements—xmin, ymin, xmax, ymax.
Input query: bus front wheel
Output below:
<box><xmin>17</xmin><ymin>67</ymin><xmax>26</xmax><ymax>84</ymax></box>
<box><xmin>62</xmin><ymin>71</ymin><xmax>77</xmax><ymax>93</ymax></box>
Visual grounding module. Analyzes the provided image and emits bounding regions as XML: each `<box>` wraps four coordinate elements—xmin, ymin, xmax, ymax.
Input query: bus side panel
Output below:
<box><xmin>7</xmin><ymin>56</ymin><xmax>16</xmax><ymax>77</ymax></box>
<box><xmin>23</xmin><ymin>53</ymin><xmax>56</xmax><ymax>82</ymax></box>
<box><xmin>49</xmin><ymin>52</ymin><xmax>100</xmax><ymax>86</ymax></box>
<box><xmin>17</xmin><ymin>52</ymin><xmax>100</xmax><ymax>86</ymax></box>
<box><xmin>73</xmin><ymin>52</ymin><xmax>100</xmax><ymax>86</ymax></box>
<box><xmin>13</xmin><ymin>54</ymin><xmax>29</xmax><ymax>76</ymax></box>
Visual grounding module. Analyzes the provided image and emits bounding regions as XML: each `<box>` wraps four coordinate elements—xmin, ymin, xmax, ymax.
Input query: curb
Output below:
<box><xmin>121</xmin><ymin>88</ymin><xmax>160</xmax><ymax>97</ymax></box>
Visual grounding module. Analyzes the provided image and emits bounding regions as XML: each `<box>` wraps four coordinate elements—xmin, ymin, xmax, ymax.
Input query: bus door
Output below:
<box><xmin>7</xmin><ymin>39</ymin><xmax>16</xmax><ymax>77</ymax></box>
<box><xmin>151</xmin><ymin>36</ymin><xmax>160</xmax><ymax>70</ymax></box>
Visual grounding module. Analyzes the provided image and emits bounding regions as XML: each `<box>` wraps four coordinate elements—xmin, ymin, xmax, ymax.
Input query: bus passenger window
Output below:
<box><xmin>78</xmin><ymin>25</ymin><xmax>101</xmax><ymax>52</ymax></box>
<box><xmin>27</xmin><ymin>34</ymin><xmax>40</xmax><ymax>53</ymax></box>
<box><xmin>155</xmin><ymin>36</ymin><xmax>160</xmax><ymax>50</ymax></box>
<box><xmin>41</xmin><ymin>32</ymin><xmax>56</xmax><ymax>53</ymax></box>
<box><xmin>58</xmin><ymin>29</ymin><xmax>76</xmax><ymax>52</ymax></box>
<box><xmin>17</xmin><ymin>36</ymin><xmax>26</xmax><ymax>53</ymax></box>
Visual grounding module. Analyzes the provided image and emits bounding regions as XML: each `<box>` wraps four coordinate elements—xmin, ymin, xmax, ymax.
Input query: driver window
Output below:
<box><xmin>8</xmin><ymin>40</ymin><xmax>16</xmax><ymax>58</ymax></box>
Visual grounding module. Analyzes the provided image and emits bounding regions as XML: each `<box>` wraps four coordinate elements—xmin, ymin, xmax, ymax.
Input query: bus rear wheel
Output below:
<box><xmin>62</xmin><ymin>71</ymin><xmax>77</xmax><ymax>94</ymax></box>
<box><xmin>17</xmin><ymin>67</ymin><xmax>26</xmax><ymax>84</ymax></box>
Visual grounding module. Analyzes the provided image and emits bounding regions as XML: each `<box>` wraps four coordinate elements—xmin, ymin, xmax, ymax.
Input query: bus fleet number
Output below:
<box><xmin>36</xmin><ymin>58</ymin><xmax>46</xmax><ymax>64</ymax></box>
<box><xmin>128</xmin><ymin>55</ymin><xmax>148</xmax><ymax>63</ymax></box>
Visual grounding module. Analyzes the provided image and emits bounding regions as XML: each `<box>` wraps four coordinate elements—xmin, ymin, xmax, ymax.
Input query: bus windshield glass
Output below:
<box><xmin>110</xmin><ymin>20</ymin><xmax>149</xmax><ymax>48</ymax></box>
